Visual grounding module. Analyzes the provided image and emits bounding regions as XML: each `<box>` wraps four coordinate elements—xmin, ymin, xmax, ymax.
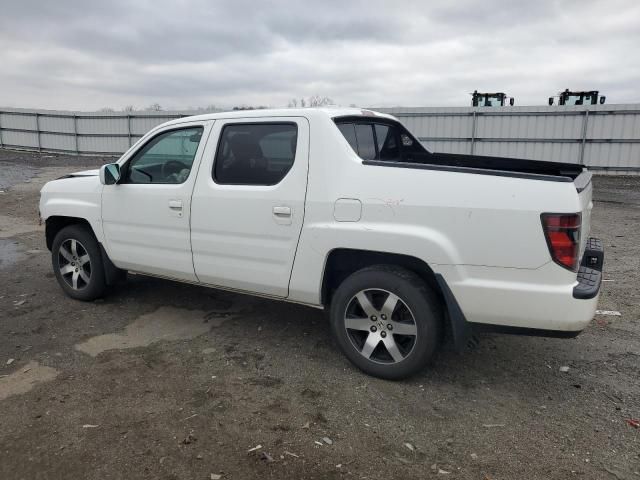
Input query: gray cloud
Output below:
<box><xmin>1</xmin><ymin>0</ymin><xmax>638</xmax><ymax>110</ymax></box>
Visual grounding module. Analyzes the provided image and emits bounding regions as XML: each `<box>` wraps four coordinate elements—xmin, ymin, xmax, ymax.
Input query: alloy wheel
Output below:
<box><xmin>58</xmin><ymin>239</ymin><xmax>91</xmax><ymax>290</ymax></box>
<box><xmin>344</xmin><ymin>288</ymin><xmax>418</xmax><ymax>364</ymax></box>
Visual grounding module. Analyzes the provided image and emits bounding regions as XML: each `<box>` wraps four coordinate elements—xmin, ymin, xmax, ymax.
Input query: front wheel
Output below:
<box><xmin>330</xmin><ymin>265</ymin><xmax>443</xmax><ymax>380</ymax></box>
<box><xmin>51</xmin><ymin>224</ymin><xmax>107</xmax><ymax>301</ymax></box>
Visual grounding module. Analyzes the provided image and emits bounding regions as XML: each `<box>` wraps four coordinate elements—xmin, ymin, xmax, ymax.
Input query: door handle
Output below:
<box><xmin>272</xmin><ymin>205</ymin><xmax>292</xmax><ymax>225</ymax></box>
<box><xmin>168</xmin><ymin>199</ymin><xmax>183</xmax><ymax>217</ymax></box>
<box><xmin>272</xmin><ymin>206</ymin><xmax>291</xmax><ymax>217</ymax></box>
<box><xmin>168</xmin><ymin>200</ymin><xmax>183</xmax><ymax>210</ymax></box>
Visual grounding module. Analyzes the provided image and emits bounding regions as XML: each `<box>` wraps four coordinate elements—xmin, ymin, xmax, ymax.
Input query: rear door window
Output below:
<box><xmin>213</xmin><ymin>123</ymin><xmax>297</xmax><ymax>185</ymax></box>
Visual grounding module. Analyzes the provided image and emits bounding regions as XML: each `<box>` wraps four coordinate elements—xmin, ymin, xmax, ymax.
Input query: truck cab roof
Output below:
<box><xmin>162</xmin><ymin>107</ymin><xmax>398</xmax><ymax>128</ymax></box>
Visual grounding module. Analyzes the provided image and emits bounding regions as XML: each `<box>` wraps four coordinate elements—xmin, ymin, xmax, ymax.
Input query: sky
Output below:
<box><xmin>1</xmin><ymin>0</ymin><xmax>639</xmax><ymax>111</ymax></box>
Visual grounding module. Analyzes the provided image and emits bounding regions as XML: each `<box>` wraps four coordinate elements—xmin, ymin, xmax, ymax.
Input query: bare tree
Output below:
<box><xmin>308</xmin><ymin>95</ymin><xmax>333</xmax><ymax>107</ymax></box>
<box><xmin>122</xmin><ymin>105</ymin><xmax>136</xmax><ymax>112</ymax></box>
<box><xmin>232</xmin><ymin>105</ymin><xmax>269</xmax><ymax>111</ymax></box>
<box><xmin>147</xmin><ymin>103</ymin><xmax>163</xmax><ymax>112</ymax></box>
<box><xmin>99</xmin><ymin>107</ymin><xmax>115</xmax><ymax>112</ymax></box>
<box><xmin>289</xmin><ymin>96</ymin><xmax>334</xmax><ymax>108</ymax></box>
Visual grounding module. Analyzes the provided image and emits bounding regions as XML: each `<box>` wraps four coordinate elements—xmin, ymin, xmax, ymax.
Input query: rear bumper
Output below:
<box><xmin>573</xmin><ymin>237</ymin><xmax>604</xmax><ymax>300</ymax></box>
<box><xmin>438</xmin><ymin>237</ymin><xmax>604</xmax><ymax>349</ymax></box>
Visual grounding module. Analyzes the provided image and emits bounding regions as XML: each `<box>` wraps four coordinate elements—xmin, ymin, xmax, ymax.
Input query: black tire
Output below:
<box><xmin>51</xmin><ymin>224</ymin><xmax>107</xmax><ymax>301</ymax></box>
<box><xmin>330</xmin><ymin>265</ymin><xmax>443</xmax><ymax>380</ymax></box>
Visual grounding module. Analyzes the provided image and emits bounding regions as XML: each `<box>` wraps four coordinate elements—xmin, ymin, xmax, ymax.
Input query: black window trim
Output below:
<box><xmin>120</xmin><ymin>125</ymin><xmax>205</xmax><ymax>185</ymax></box>
<box><xmin>212</xmin><ymin>121</ymin><xmax>299</xmax><ymax>187</ymax></box>
<box><xmin>373</xmin><ymin>122</ymin><xmax>401</xmax><ymax>161</ymax></box>
<box><xmin>354</xmin><ymin>123</ymin><xmax>377</xmax><ymax>161</ymax></box>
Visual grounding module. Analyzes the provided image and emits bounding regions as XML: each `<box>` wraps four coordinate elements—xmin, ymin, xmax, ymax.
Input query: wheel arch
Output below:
<box><xmin>321</xmin><ymin>248</ymin><xmax>443</xmax><ymax>306</ymax></box>
<box><xmin>45</xmin><ymin>216</ymin><xmax>95</xmax><ymax>251</ymax></box>
<box><xmin>321</xmin><ymin>248</ymin><xmax>473</xmax><ymax>351</ymax></box>
<box><xmin>46</xmin><ymin>216</ymin><xmax>125</xmax><ymax>286</ymax></box>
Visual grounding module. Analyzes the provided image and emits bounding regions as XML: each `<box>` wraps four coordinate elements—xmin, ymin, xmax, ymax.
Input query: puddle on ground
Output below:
<box><xmin>75</xmin><ymin>306</ymin><xmax>222</xmax><ymax>357</ymax></box>
<box><xmin>0</xmin><ymin>361</ymin><xmax>59</xmax><ymax>401</ymax></box>
<box><xmin>0</xmin><ymin>238</ymin><xmax>26</xmax><ymax>269</ymax></box>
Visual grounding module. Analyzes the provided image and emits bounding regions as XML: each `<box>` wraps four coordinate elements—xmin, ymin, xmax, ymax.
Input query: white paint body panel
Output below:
<box><xmin>190</xmin><ymin>116</ymin><xmax>310</xmax><ymax>296</ymax></box>
<box><xmin>39</xmin><ymin>107</ymin><xmax>599</xmax><ymax>333</ymax></box>
<box><xmin>40</xmin><ymin>176</ymin><xmax>105</xmax><ymax>243</ymax></box>
<box><xmin>101</xmin><ymin>120</ymin><xmax>212</xmax><ymax>281</ymax></box>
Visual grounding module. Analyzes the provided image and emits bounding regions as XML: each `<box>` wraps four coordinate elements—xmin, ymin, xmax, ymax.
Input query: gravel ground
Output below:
<box><xmin>0</xmin><ymin>149</ymin><xmax>638</xmax><ymax>480</ymax></box>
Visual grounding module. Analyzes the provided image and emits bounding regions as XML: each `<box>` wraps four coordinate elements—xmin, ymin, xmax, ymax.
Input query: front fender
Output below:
<box><xmin>40</xmin><ymin>177</ymin><xmax>104</xmax><ymax>243</ymax></box>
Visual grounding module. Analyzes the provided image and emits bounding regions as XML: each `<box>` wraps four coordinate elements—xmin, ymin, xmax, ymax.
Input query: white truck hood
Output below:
<box><xmin>58</xmin><ymin>169</ymin><xmax>100</xmax><ymax>178</ymax></box>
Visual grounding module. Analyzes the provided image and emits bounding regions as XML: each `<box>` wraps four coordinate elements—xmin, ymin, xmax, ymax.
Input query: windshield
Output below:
<box><xmin>478</xmin><ymin>95</ymin><xmax>503</xmax><ymax>107</ymax></box>
<box><xmin>563</xmin><ymin>94</ymin><xmax>596</xmax><ymax>105</ymax></box>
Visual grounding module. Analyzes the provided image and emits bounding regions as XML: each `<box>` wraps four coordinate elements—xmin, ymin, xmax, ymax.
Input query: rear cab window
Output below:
<box><xmin>334</xmin><ymin>117</ymin><xmax>430</xmax><ymax>163</ymax></box>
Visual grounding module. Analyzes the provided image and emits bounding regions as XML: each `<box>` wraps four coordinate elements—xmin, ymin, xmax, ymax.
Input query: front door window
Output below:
<box><xmin>124</xmin><ymin>127</ymin><xmax>203</xmax><ymax>184</ymax></box>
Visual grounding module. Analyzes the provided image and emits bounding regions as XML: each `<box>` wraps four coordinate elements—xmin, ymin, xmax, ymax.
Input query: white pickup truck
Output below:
<box><xmin>39</xmin><ymin>108</ymin><xmax>603</xmax><ymax>379</ymax></box>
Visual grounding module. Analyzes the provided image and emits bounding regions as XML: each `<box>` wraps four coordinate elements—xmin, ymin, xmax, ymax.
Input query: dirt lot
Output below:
<box><xmin>0</xmin><ymin>149</ymin><xmax>638</xmax><ymax>480</ymax></box>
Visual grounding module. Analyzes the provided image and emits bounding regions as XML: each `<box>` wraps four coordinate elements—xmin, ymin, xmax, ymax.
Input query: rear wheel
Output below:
<box><xmin>330</xmin><ymin>265</ymin><xmax>442</xmax><ymax>379</ymax></box>
<box><xmin>51</xmin><ymin>225</ymin><xmax>107</xmax><ymax>301</ymax></box>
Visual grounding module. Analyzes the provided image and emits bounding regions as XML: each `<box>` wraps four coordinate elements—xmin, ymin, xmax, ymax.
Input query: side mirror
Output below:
<box><xmin>548</xmin><ymin>97</ymin><xmax>554</xmax><ymax>106</ymax></box>
<box><xmin>99</xmin><ymin>163</ymin><xmax>121</xmax><ymax>185</ymax></box>
<box><xmin>509</xmin><ymin>97</ymin><xmax>515</xmax><ymax>106</ymax></box>
<box><xmin>600</xmin><ymin>96</ymin><xmax>606</xmax><ymax>104</ymax></box>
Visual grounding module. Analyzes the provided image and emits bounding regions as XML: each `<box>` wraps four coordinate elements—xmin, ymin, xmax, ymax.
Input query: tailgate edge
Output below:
<box><xmin>574</xmin><ymin>170</ymin><xmax>592</xmax><ymax>193</ymax></box>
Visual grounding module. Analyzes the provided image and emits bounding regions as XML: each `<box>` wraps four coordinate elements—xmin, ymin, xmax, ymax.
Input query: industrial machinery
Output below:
<box><xmin>471</xmin><ymin>90</ymin><xmax>515</xmax><ymax>107</ymax></box>
<box><xmin>549</xmin><ymin>89</ymin><xmax>606</xmax><ymax>106</ymax></box>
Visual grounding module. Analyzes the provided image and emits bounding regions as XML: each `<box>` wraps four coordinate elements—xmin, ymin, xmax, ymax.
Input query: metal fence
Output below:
<box><xmin>0</xmin><ymin>108</ymin><xmax>193</xmax><ymax>156</ymax></box>
<box><xmin>377</xmin><ymin>104</ymin><xmax>640</xmax><ymax>173</ymax></box>
<box><xmin>1</xmin><ymin>104</ymin><xmax>639</xmax><ymax>173</ymax></box>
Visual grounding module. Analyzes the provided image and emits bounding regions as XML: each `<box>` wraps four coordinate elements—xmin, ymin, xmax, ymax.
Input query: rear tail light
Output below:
<box><xmin>541</xmin><ymin>213</ymin><xmax>581</xmax><ymax>271</ymax></box>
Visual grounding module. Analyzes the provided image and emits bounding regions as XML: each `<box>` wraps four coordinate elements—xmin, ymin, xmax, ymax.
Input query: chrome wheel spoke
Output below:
<box><xmin>390</xmin><ymin>321</ymin><xmax>417</xmax><ymax>336</ymax></box>
<box><xmin>383</xmin><ymin>336</ymin><xmax>405</xmax><ymax>362</ymax></box>
<box><xmin>380</xmin><ymin>292</ymin><xmax>399</xmax><ymax>319</ymax></box>
<box><xmin>355</xmin><ymin>291</ymin><xmax>377</xmax><ymax>318</ymax></box>
<box><xmin>70</xmin><ymin>239</ymin><xmax>79</xmax><ymax>258</ymax></box>
<box><xmin>78</xmin><ymin>254</ymin><xmax>90</xmax><ymax>266</ymax></box>
<box><xmin>60</xmin><ymin>246</ymin><xmax>74</xmax><ymax>262</ymax></box>
<box><xmin>60</xmin><ymin>264</ymin><xmax>75</xmax><ymax>275</ymax></box>
<box><xmin>345</xmin><ymin>316</ymin><xmax>372</xmax><ymax>331</ymax></box>
<box><xmin>360</xmin><ymin>333</ymin><xmax>379</xmax><ymax>359</ymax></box>
<box><xmin>72</xmin><ymin>270</ymin><xmax>79</xmax><ymax>289</ymax></box>
<box><xmin>79</xmin><ymin>270</ymin><xmax>90</xmax><ymax>284</ymax></box>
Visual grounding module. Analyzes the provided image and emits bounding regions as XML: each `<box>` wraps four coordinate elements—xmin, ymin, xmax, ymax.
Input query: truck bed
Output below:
<box><xmin>428</xmin><ymin>153</ymin><xmax>584</xmax><ymax>180</ymax></box>
<box><xmin>364</xmin><ymin>152</ymin><xmax>588</xmax><ymax>187</ymax></box>
<box><xmin>334</xmin><ymin>115</ymin><xmax>585</xmax><ymax>183</ymax></box>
